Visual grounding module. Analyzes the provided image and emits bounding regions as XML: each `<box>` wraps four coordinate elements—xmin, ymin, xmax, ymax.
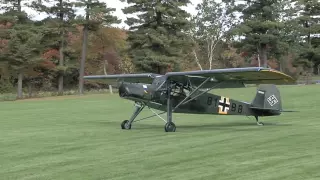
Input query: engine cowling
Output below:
<box><xmin>118</xmin><ymin>82</ymin><xmax>152</xmax><ymax>100</ymax></box>
<box><xmin>117</xmin><ymin>76</ymin><xmax>168</xmax><ymax>102</ymax></box>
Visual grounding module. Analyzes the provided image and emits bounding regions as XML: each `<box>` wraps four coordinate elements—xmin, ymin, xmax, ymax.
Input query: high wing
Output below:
<box><xmin>84</xmin><ymin>67</ymin><xmax>295</xmax><ymax>88</ymax></box>
<box><xmin>83</xmin><ymin>73</ymin><xmax>159</xmax><ymax>86</ymax></box>
<box><xmin>164</xmin><ymin>67</ymin><xmax>295</xmax><ymax>86</ymax></box>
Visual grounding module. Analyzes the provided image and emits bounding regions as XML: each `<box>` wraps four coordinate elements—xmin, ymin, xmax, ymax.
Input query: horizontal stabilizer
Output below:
<box><xmin>250</xmin><ymin>107</ymin><xmax>280</xmax><ymax>110</ymax></box>
<box><xmin>280</xmin><ymin>110</ymin><xmax>299</xmax><ymax>112</ymax></box>
<box><xmin>250</xmin><ymin>107</ymin><xmax>299</xmax><ymax>113</ymax></box>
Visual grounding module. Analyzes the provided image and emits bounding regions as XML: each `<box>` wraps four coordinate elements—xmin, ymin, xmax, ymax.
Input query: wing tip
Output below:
<box><xmin>260</xmin><ymin>68</ymin><xmax>296</xmax><ymax>83</ymax></box>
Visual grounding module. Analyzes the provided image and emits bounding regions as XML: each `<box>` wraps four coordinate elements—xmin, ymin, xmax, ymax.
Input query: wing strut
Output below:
<box><xmin>172</xmin><ymin>79</ymin><xmax>225</xmax><ymax>112</ymax></box>
<box><xmin>180</xmin><ymin>82</ymin><xmax>224</xmax><ymax>105</ymax></box>
<box><xmin>172</xmin><ymin>77</ymin><xmax>210</xmax><ymax>111</ymax></box>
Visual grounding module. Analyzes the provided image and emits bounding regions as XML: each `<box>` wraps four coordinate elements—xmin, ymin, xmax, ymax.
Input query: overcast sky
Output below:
<box><xmin>23</xmin><ymin>0</ymin><xmax>202</xmax><ymax>29</ymax></box>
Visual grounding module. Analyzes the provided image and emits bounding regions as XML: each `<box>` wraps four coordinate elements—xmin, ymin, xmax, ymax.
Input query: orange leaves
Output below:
<box><xmin>67</xmin><ymin>25</ymin><xmax>83</xmax><ymax>45</ymax></box>
<box><xmin>41</xmin><ymin>49</ymin><xmax>59</xmax><ymax>69</ymax></box>
<box><xmin>0</xmin><ymin>21</ymin><xmax>12</xmax><ymax>52</ymax></box>
<box><xmin>220</xmin><ymin>46</ymin><xmax>246</xmax><ymax>68</ymax></box>
<box><xmin>0</xmin><ymin>22</ymin><xmax>13</xmax><ymax>29</ymax></box>
<box><xmin>93</xmin><ymin>27</ymin><xmax>127</xmax><ymax>51</ymax></box>
<box><xmin>240</xmin><ymin>51</ymin><xmax>248</xmax><ymax>57</ymax></box>
<box><xmin>268</xmin><ymin>59</ymin><xmax>279</xmax><ymax>69</ymax></box>
<box><xmin>67</xmin><ymin>25</ymin><xmax>130</xmax><ymax>74</ymax></box>
<box><xmin>42</xmin><ymin>49</ymin><xmax>59</xmax><ymax>60</ymax></box>
<box><xmin>36</xmin><ymin>25</ymin><xmax>130</xmax><ymax>75</ymax></box>
<box><xmin>41</xmin><ymin>60</ymin><xmax>56</xmax><ymax>69</ymax></box>
<box><xmin>67</xmin><ymin>31</ymin><xmax>80</xmax><ymax>45</ymax></box>
<box><xmin>0</xmin><ymin>39</ymin><xmax>9</xmax><ymax>46</ymax></box>
<box><xmin>0</xmin><ymin>39</ymin><xmax>9</xmax><ymax>52</ymax></box>
<box><xmin>103</xmin><ymin>49</ymin><xmax>120</xmax><ymax>74</ymax></box>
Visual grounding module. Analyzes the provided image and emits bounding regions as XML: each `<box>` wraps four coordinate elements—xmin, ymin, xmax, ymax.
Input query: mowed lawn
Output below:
<box><xmin>0</xmin><ymin>85</ymin><xmax>320</xmax><ymax>180</ymax></box>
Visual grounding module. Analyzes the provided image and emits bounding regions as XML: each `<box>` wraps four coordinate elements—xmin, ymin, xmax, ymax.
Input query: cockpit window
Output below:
<box><xmin>171</xmin><ymin>86</ymin><xmax>190</xmax><ymax>97</ymax></box>
<box><xmin>152</xmin><ymin>76</ymin><xmax>166</xmax><ymax>87</ymax></box>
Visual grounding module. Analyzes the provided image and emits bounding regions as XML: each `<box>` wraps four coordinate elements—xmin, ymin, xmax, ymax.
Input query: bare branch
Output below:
<box><xmin>192</xmin><ymin>49</ymin><xmax>203</xmax><ymax>70</ymax></box>
<box><xmin>193</xmin><ymin>0</ymin><xmax>239</xmax><ymax>70</ymax></box>
<box><xmin>190</xmin><ymin>35</ymin><xmax>203</xmax><ymax>70</ymax></box>
<box><xmin>103</xmin><ymin>59</ymin><xmax>107</xmax><ymax>75</ymax></box>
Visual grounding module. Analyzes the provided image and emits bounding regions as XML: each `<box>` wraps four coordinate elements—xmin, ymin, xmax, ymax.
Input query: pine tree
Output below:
<box><xmin>29</xmin><ymin>0</ymin><xmax>76</xmax><ymax>95</ymax></box>
<box><xmin>122</xmin><ymin>0</ymin><xmax>192</xmax><ymax>74</ymax></box>
<box><xmin>228</xmin><ymin>0</ymin><xmax>287</xmax><ymax>68</ymax></box>
<box><xmin>73</xmin><ymin>0</ymin><xmax>121</xmax><ymax>94</ymax></box>
<box><xmin>295</xmin><ymin>0</ymin><xmax>320</xmax><ymax>74</ymax></box>
<box><xmin>0</xmin><ymin>0</ymin><xmax>44</xmax><ymax>98</ymax></box>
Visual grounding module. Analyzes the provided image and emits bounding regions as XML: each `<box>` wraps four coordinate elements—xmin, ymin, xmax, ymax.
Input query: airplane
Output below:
<box><xmin>84</xmin><ymin>67</ymin><xmax>296</xmax><ymax>132</ymax></box>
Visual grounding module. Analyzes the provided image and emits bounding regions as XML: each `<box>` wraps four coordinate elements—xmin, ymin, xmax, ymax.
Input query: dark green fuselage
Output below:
<box><xmin>118</xmin><ymin>81</ymin><xmax>282</xmax><ymax>117</ymax></box>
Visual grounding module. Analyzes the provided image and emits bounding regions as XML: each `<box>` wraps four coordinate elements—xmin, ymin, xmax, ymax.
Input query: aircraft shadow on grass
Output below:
<box><xmin>95</xmin><ymin>120</ymin><xmax>292</xmax><ymax>132</ymax></box>
<box><xmin>84</xmin><ymin>67</ymin><xmax>297</xmax><ymax>132</ymax></box>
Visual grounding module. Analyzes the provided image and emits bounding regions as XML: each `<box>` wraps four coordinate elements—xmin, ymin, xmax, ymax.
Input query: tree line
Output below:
<box><xmin>0</xmin><ymin>0</ymin><xmax>319</xmax><ymax>99</ymax></box>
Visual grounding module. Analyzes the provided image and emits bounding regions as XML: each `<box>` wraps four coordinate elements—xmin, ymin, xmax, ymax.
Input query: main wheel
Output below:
<box><xmin>121</xmin><ymin>120</ymin><xmax>131</xmax><ymax>130</ymax></box>
<box><xmin>164</xmin><ymin>122</ymin><xmax>176</xmax><ymax>132</ymax></box>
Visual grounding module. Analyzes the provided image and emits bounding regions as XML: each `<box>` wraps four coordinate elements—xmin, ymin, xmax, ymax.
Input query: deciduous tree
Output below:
<box><xmin>190</xmin><ymin>0</ymin><xmax>239</xmax><ymax>70</ymax></box>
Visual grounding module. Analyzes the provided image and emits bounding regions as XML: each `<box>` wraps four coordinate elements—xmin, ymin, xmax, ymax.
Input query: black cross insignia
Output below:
<box><xmin>219</xmin><ymin>97</ymin><xmax>230</xmax><ymax>112</ymax></box>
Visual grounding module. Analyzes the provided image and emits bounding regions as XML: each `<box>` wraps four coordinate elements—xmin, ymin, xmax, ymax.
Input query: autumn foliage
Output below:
<box><xmin>41</xmin><ymin>49</ymin><xmax>59</xmax><ymax>69</ymax></box>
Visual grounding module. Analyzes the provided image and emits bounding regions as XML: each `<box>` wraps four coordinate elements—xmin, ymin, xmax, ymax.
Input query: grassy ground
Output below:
<box><xmin>0</xmin><ymin>85</ymin><xmax>320</xmax><ymax>180</ymax></box>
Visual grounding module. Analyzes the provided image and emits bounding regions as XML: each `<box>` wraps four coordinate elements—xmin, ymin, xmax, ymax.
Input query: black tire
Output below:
<box><xmin>164</xmin><ymin>122</ymin><xmax>176</xmax><ymax>132</ymax></box>
<box><xmin>121</xmin><ymin>120</ymin><xmax>131</xmax><ymax>130</ymax></box>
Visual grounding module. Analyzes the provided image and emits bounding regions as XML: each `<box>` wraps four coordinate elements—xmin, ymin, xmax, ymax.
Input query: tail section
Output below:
<box><xmin>250</xmin><ymin>84</ymin><xmax>282</xmax><ymax>116</ymax></box>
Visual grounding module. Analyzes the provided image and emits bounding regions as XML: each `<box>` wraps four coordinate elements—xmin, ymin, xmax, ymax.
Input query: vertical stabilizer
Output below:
<box><xmin>251</xmin><ymin>84</ymin><xmax>282</xmax><ymax>111</ymax></box>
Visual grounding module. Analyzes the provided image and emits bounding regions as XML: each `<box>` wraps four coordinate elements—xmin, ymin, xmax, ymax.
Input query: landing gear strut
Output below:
<box><xmin>121</xmin><ymin>103</ymin><xmax>145</xmax><ymax>130</ymax></box>
<box><xmin>255</xmin><ymin>116</ymin><xmax>264</xmax><ymax>126</ymax></box>
<box><xmin>120</xmin><ymin>80</ymin><xmax>178</xmax><ymax>132</ymax></box>
<box><xmin>165</xmin><ymin>80</ymin><xmax>176</xmax><ymax>132</ymax></box>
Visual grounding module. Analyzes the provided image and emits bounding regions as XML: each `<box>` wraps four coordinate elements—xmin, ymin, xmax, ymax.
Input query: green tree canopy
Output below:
<box><xmin>294</xmin><ymin>0</ymin><xmax>320</xmax><ymax>73</ymax></box>
<box><xmin>122</xmin><ymin>0</ymin><xmax>192</xmax><ymax>74</ymax></box>
<box><xmin>228</xmin><ymin>0</ymin><xmax>288</xmax><ymax>68</ymax></box>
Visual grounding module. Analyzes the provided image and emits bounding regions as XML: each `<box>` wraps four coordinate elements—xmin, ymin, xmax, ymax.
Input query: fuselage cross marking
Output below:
<box><xmin>218</xmin><ymin>97</ymin><xmax>230</xmax><ymax>114</ymax></box>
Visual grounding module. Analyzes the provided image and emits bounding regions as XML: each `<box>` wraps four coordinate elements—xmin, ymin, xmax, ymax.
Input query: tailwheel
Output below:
<box><xmin>257</xmin><ymin>122</ymin><xmax>264</xmax><ymax>126</ymax></box>
<box><xmin>121</xmin><ymin>120</ymin><xmax>131</xmax><ymax>130</ymax></box>
<box><xmin>164</xmin><ymin>122</ymin><xmax>176</xmax><ymax>132</ymax></box>
<box><xmin>254</xmin><ymin>116</ymin><xmax>264</xmax><ymax>126</ymax></box>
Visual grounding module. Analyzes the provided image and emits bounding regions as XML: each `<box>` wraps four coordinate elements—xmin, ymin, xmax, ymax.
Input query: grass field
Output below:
<box><xmin>1</xmin><ymin>85</ymin><xmax>320</xmax><ymax>180</ymax></box>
